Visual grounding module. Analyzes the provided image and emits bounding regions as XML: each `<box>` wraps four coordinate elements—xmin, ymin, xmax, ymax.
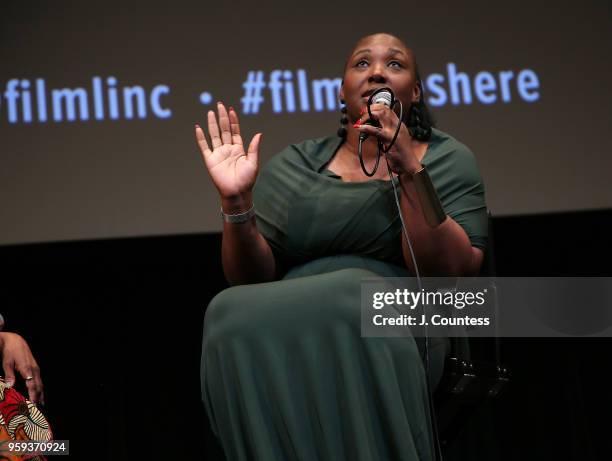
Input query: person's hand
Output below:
<box><xmin>0</xmin><ymin>332</ymin><xmax>44</xmax><ymax>405</ymax></box>
<box><xmin>355</xmin><ymin>103</ymin><xmax>422</xmax><ymax>175</ymax></box>
<box><xmin>195</xmin><ymin>102</ymin><xmax>263</xmax><ymax>209</ymax></box>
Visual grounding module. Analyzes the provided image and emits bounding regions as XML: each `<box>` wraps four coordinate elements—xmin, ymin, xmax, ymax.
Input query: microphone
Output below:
<box><xmin>359</xmin><ymin>87</ymin><xmax>395</xmax><ymax>142</ymax></box>
<box><xmin>372</xmin><ymin>88</ymin><xmax>394</xmax><ymax>107</ymax></box>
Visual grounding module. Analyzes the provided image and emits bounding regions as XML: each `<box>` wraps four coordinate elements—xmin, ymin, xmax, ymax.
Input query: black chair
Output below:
<box><xmin>433</xmin><ymin>212</ymin><xmax>510</xmax><ymax>455</ymax></box>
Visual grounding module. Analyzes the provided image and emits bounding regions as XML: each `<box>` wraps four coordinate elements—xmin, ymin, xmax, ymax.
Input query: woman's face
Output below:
<box><xmin>340</xmin><ymin>34</ymin><xmax>420</xmax><ymax>123</ymax></box>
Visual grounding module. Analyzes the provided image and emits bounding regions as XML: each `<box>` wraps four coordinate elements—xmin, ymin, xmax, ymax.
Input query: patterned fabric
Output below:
<box><xmin>0</xmin><ymin>379</ymin><xmax>52</xmax><ymax>461</ymax></box>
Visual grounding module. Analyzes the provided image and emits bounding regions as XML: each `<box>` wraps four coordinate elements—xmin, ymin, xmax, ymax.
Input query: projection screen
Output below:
<box><xmin>1</xmin><ymin>0</ymin><xmax>610</xmax><ymax>245</ymax></box>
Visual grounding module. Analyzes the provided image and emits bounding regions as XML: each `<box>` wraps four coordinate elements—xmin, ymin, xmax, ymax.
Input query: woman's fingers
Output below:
<box><xmin>356</xmin><ymin>104</ymin><xmax>400</xmax><ymax>141</ymax></box>
<box><xmin>207</xmin><ymin>110</ymin><xmax>222</xmax><ymax>149</ymax></box>
<box><xmin>368</xmin><ymin>104</ymin><xmax>396</xmax><ymax>123</ymax></box>
<box><xmin>198</xmin><ymin>103</ymin><xmax>243</xmax><ymax>152</ymax></box>
<box><xmin>0</xmin><ymin>334</ymin><xmax>45</xmax><ymax>405</ymax></box>
<box><xmin>217</xmin><ymin>102</ymin><xmax>233</xmax><ymax>145</ymax></box>
<box><xmin>356</xmin><ymin>124</ymin><xmax>383</xmax><ymax>139</ymax></box>
<box><xmin>246</xmin><ymin>133</ymin><xmax>262</xmax><ymax>166</ymax></box>
<box><xmin>18</xmin><ymin>362</ymin><xmax>43</xmax><ymax>405</ymax></box>
<box><xmin>3</xmin><ymin>357</ymin><xmax>15</xmax><ymax>388</ymax></box>
<box><xmin>195</xmin><ymin>124</ymin><xmax>212</xmax><ymax>159</ymax></box>
<box><xmin>196</xmin><ymin>104</ymin><xmax>246</xmax><ymax>172</ymax></box>
<box><xmin>228</xmin><ymin>107</ymin><xmax>243</xmax><ymax>146</ymax></box>
<box><xmin>28</xmin><ymin>368</ymin><xmax>44</xmax><ymax>405</ymax></box>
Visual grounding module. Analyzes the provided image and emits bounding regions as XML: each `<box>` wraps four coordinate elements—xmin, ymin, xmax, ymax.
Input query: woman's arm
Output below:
<box><xmin>356</xmin><ymin>104</ymin><xmax>485</xmax><ymax>276</ymax></box>
<box><xmin>195</xmin><ymin>103</ymin><xmax>276</xmax><ymax>286</ymax></box>
<box><xmin>397</xmin><ymin>176</ymin><xmax>484</xmax><ymax>276</ymax></box>
<box><xmin>220</xmin><ymin>195</ymin><xmax>276</xmax><ymax>285</ymax></box>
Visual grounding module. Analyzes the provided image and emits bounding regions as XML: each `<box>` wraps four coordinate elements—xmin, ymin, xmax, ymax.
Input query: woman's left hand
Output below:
<box><xmin>0</xmin><ymin>332</ymin><xmax>44</xmax><ymax>405</ymax></box>
<box><xmin>355</xmin><ymin>103</ymin><xmax>422</xmax><ymax>175</ymax></box>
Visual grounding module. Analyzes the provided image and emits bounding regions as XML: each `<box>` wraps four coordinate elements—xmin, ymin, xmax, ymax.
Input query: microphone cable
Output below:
<box><xmin>358</xmin><ymin>88</ymin><xmax>403</xmax><ymax>177</ymax></box>
<box><xmin>385</xmin><ymin>158</ymin><xmax>444</xmax><ymax>461</ymax></box>
<box><xmin>357</xmin><ymin>86</ymin><xmax>443</xmax><ymax>461</ymax></box>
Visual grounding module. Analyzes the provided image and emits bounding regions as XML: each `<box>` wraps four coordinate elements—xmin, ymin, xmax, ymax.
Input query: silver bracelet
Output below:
<box><xmin>220</xmin><ymin>204</ymin><xmax>255</xmax><ymax>224</ymax></box>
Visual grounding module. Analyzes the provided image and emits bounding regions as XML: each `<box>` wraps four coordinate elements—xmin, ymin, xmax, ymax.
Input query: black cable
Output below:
<box><xmin>383</xmin><ymin>136</ymin><xmax>443</xmax><ymax>461</ymax></box>
<box><xmin>358</xmin><ymin>135</ymin><xmax>380</xmax><ymax>177</ymax></box>
<box><xmin>358</xmin><ymin>90</ymin><xmax>403</xmax><ymax>177</ymax></box>
<box><xmin>357</xmin><ymin>86</ymin><xmax>443</xmax><ymax>460</ymax></box>
<box><xmin>381</xmin><ymin>100</ymin><xmax>403</xmax><ymax>154</ymax></box>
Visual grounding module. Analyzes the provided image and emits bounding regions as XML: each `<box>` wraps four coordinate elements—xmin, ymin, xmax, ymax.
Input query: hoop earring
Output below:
<box><xmin>337</xmin><ymin>99</ymin><xmax>348</xmax><ymax>138</ymax></box>
<box><xmin>407</xmin><ymin>103</ymin><xmax>431</xmax><ymax>141</ymax></box>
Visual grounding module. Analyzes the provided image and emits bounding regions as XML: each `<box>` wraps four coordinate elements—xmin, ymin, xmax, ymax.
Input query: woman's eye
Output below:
<box><xmin>356</xmin><ymin>60</ymin><xmax>369</xmax><ymax>67</ymax></box>
<box><xmin>388</xmin><ymin>61</ymin><xmax>402</xmax><ymax>68</ymax></box>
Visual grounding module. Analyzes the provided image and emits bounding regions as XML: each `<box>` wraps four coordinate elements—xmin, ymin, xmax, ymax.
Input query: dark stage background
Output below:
<box><xmin>1</xmin><ymin>209</ymin><xmax>611</xmax><ymax>460</ymax></box>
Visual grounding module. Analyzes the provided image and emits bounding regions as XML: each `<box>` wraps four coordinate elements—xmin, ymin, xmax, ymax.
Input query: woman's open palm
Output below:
<box><xmin>195</xmin><ymin>102</ymin><xmax>262</xmax><ymax>199</ymax></box>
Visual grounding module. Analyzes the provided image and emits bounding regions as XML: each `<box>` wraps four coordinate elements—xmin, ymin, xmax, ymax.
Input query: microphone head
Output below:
<box><xmin>371</xmin><ymin>88</ymin><xmax>394</xmax><ymax>107</ymax></box>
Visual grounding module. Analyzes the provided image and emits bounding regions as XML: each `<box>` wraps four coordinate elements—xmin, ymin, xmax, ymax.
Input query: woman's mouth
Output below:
<box><xmin>361</xmin><ymin>87</ymin><xmax>388</xmax><ymax>99</ymax></box>
<box><xmin>362</xmin><ymin>88</ymin><xmax>377</xmax><ymax>98</ymax></box>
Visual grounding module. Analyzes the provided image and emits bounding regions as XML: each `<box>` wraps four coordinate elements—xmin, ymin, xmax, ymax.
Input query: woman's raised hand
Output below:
<box><xmin>195</xmin><ymin>102</ymin><xmax>262</xmax><ymax>205</ymax></box>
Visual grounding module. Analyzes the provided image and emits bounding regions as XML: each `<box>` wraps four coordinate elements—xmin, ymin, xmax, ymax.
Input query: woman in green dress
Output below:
<box><xmin>195</xmin><ymin>33</ymin><xmax>488</xmax><ymax>461</ymax></box>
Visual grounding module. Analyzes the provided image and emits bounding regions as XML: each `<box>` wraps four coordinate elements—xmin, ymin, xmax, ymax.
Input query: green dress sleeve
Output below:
<box><xmin>425</xmin><ymin>129</ymin><xmax>488</xmax><ymax>250</ymax></box>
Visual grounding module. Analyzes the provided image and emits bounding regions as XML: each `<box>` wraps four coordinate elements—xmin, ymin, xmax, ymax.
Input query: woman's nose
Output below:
<box><xmin>368</xmin><ymin>63</ymin><xmax>387</xmax><ymax>83</ymax></box>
